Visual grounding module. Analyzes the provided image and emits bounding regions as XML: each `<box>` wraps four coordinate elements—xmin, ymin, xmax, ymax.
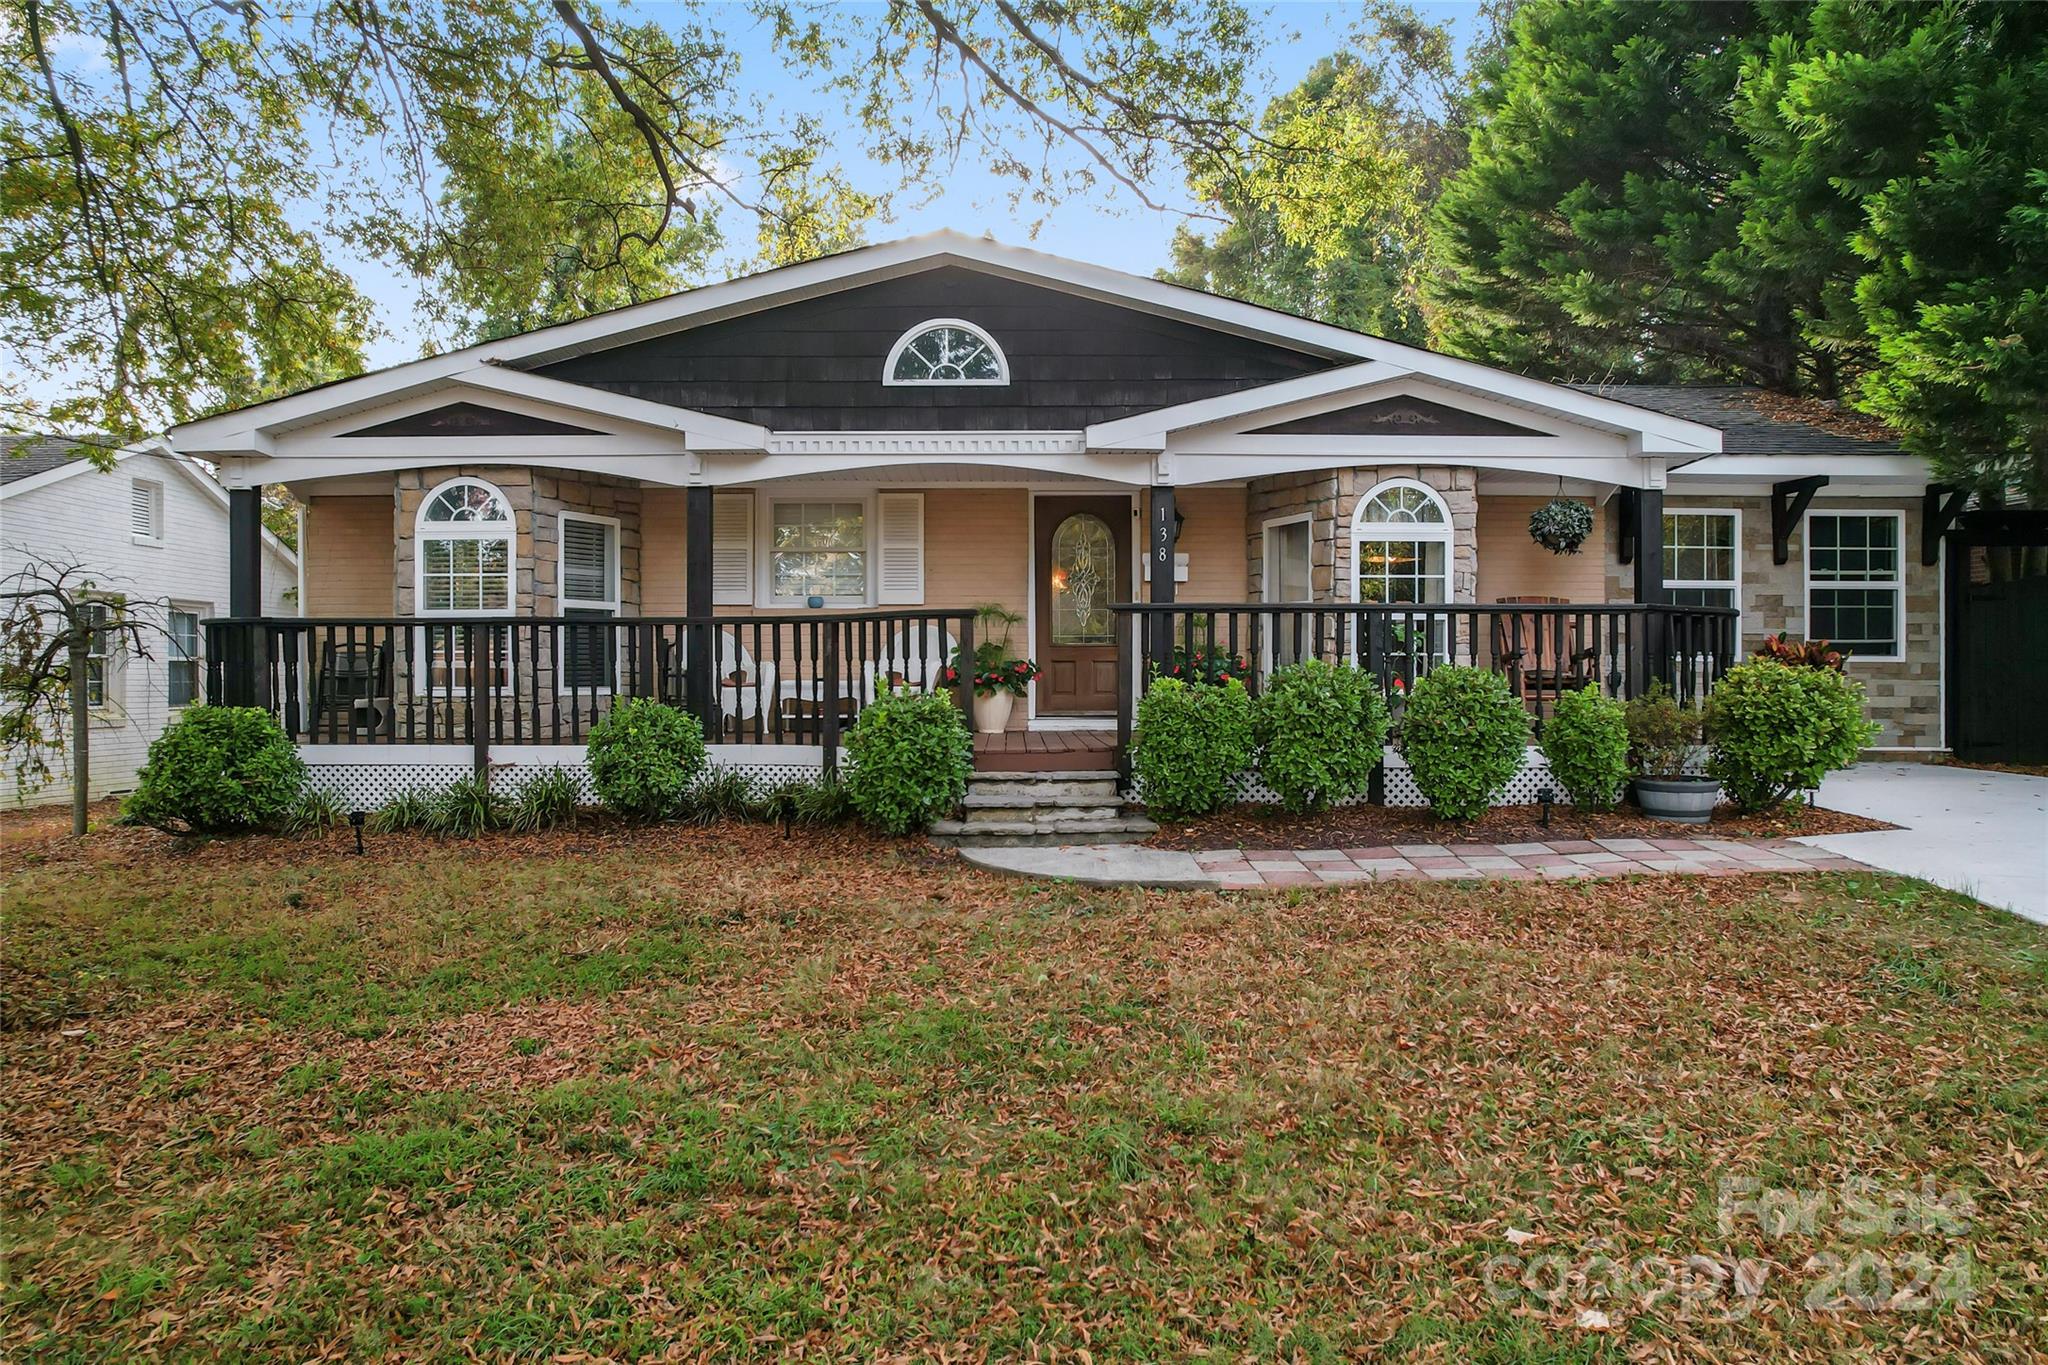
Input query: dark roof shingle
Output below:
<box><xmin>1570</xmin><ymin>385</ymin><xmax>1900</xmax><ymax>456</ymax></box>
<box><xmin>1</xmin><ymin>434</ymin><xmax>122</xmax><ymax>484</ymax></box>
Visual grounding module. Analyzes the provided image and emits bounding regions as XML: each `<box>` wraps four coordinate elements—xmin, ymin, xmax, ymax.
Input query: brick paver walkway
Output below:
<box><xmin>1193</xmin><ymin>836</ymin><xmax>1870</xmax><ymax>888</ymax></box>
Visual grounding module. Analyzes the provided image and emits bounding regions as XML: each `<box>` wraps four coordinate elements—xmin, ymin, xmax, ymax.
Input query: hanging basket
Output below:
<box><xmin>1529</xmin><ymin>498</ymin><xmax>1594</xmax><ymax>555</ymax></box>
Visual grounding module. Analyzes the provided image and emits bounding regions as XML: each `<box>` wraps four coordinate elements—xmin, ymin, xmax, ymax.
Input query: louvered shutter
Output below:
<box><xmin>711</xmin><ymin>493</ymin><xmax>754</xmax><ymax>605</ymax></box>
<box><xmin>875</xmin><ymin>492</ymin><xmax>925</xmax><ymax>605</ymax></box>
<box><xmin>130</xmin><ymin>480</ymin><xmax>160</xmax><ymax>540</ymax></box>
<box><xmin>561</xmin><ymin>517</ymin><xmax>613</xmax><ymax>606</ymax></box>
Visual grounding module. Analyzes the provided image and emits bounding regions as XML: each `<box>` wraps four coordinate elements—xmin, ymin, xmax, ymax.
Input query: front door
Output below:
<box><xmin>1035</xmin><ymin>495</ymin><xmax>1131</xmax><ymax>713</ymax></box>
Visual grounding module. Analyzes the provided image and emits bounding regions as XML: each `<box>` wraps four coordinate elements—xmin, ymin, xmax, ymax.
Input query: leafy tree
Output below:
<box><xmin>1428</xmin><ymin>1</ymin><xmax>1805</xmax><ymax>386</ymax></box>
<box><xmin>1746</xmin><ymin>2</ymin><xmax>2048</xmax><ymax>507</ymax></box>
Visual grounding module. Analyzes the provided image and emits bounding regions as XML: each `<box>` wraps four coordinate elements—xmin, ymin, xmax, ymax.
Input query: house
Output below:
<box><xmin>166</xmin><ymin>232</ymin><xmax>1944</xmax><ymax>809</ymax></box>
<box><xmin>0</xmin><ymin>436</ymin><xmax>297</xmax><ymax>806</ymax></box>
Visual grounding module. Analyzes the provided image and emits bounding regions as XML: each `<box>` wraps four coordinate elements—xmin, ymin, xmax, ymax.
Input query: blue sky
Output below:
<box><xmin>329</xmin><ymin>1</ymin><xmax>1483</xmax><ymax>369</ymax></box>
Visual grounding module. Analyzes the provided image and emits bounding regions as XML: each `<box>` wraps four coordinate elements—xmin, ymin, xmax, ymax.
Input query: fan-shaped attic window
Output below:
<box><xmin>884</xmin><ymin>319</ymin><xmax>1008</xmax><ymax>386</ymax></box>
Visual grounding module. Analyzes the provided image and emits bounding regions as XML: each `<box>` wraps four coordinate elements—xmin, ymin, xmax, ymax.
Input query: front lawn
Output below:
<box><xmin>3</xmin><ymin>823</ymin><xmax>2044</xmax><ymax>1359</ymax></box>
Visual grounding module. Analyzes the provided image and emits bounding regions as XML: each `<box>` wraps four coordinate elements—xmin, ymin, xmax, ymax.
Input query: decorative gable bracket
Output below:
<box><xmin>1771</xmin><ymin>476</ymin><xmax>1829</xmax><ymax>565</ymax></box>
<box><xmin>1922</xmin><ymin>483</ymin><xmax>1969</xmax><ymax>566</ymax></box>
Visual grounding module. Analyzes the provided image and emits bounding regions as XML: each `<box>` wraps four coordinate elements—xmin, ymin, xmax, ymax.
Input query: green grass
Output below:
<box><xmin>2</xmin><ymin>822</ymin><xmax>2044</xmax><ymax>1359</ymax></box>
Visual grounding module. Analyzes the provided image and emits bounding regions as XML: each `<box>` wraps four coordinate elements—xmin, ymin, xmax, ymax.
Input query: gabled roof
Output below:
<box><xmin>2</xmin><ymin>433</ymin><xmax>121</xmax><ymax>484</ymax></box>
<box><xmin>1571</xmin><ymin>385</ymin><xmax>1901</xmax><ymax>456</ymax></box>
<box><xmin>171</xmin><ymin>231</ymin><xmax>1725</xmax><ymax>462</ymax></box>
<box><xmin>0</xmin><ymin>435</ymin><xmax>297</xmax><ymax>564</ymax></box>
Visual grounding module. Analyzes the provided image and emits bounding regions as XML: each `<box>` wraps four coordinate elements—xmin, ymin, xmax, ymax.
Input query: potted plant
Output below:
<box><xmin>940</xmin><ymin>603</ymin><xmax>1041</xmax><ymax>734</ymax></box>
<box><xmin>1528</xmin><ymin>497</ymin><xmax>1594</xmax><ymax>555</ymax></box>
<box><xmin>1624</xmin><ymin>682</ymin><xmax>1718</xmax><ymax>823</ymax></box>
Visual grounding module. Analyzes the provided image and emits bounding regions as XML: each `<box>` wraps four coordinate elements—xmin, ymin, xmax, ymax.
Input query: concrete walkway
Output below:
<box><xmin>1799</xmin><ymin>763</ymin><xmax>2048</xmax><ymax>924</ymax></box>
<box><xmin>962</xmin><ymin>835</ymin><xmax>1869</xmax><ymax>889</ymax></box>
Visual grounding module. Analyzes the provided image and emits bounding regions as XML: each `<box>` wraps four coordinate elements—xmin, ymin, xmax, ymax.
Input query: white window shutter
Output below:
<box><xmin>130</xmin><ymin>480</ymin><xmax>160</xmax><ymax>540</ymax></box>
<box><xmin>711</xmin><ymin>493</ymin><xmax>754</xmax><ymax>605</ymax></box>
<box><xmin>875</xmin><ymin>493</ymin><xmax>925</xmax><ymax>605</ymax></box>
<box><xmin>561</xmin><ymin>518</ymin><xmax>613</xmax><ymax>605</ymax></box>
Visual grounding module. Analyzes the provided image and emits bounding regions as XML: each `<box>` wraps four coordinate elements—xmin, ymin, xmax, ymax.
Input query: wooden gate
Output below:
<box><xmin>1945</xmin><ymin>510</ymin><xmax>2048</xmax><ymax>763</ymax></box>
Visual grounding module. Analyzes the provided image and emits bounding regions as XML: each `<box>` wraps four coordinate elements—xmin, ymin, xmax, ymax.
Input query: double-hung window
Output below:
<box><xmin>1662</xmin><ymin>511</ymin><xmax>1740</xmax><ymax>613</ymax></box>
<box><xmin>82</xmin><ymin>602</ymin><xmax>113</xmax><ymax>707</ymax></box>
<box><xmin>559</xmin><ymin>513</ymin><xmax>619</xmax><ymax>690</ymax></box>
<box><xmin>1807</xmin><ymin>512</ymin><xmax>1903</xmax><ymax>659</ymax></box>
<box><xmin>167</xmin><ymin>607</ymin><xmax>203</xmax><ymax>707</ymax></box>
<box><xmin>770</xmin><ymin>501</ymin><xmax>868</xmax><ymax>604</ymax></box>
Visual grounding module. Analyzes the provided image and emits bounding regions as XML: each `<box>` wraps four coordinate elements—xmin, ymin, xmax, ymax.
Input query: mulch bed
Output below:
<box><xmin>1145</xmin><ymin>799</ymin><xmax>1895</xmax><ymax>851</ymax></box>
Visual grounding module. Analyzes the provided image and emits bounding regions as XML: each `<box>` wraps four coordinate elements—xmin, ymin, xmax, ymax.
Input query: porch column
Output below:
<box><xmin>226</xmin><ymin>487</ymin><xmax>264</xmax><ymax>706</ymax></box>
<box><xmin>1147</xmin><ymin>485</ymin><xmax>1177</xmax><ymax>667</ymax></box>
<box><xmin>683</xmin><ymin>485</ymin><xmax>715</xmax><ymax>730</ymax></box>
<box><xmin>1629</xmin><ymin>487</ymin><xmax>1669</xmax><ymax>694</ymax></box>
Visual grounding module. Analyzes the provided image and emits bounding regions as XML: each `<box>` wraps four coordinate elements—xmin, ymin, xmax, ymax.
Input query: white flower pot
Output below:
<box><xmin>973</xmin><ymin>689</ymin><xmax>1015</xmax><ymax>734</ymax></box>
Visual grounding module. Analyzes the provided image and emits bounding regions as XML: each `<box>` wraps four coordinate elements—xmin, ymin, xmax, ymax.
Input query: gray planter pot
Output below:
<box><xmin>1634</xmin><ymin>775</ymin><xmax>1721</xmax><ymax>825</ymax></box>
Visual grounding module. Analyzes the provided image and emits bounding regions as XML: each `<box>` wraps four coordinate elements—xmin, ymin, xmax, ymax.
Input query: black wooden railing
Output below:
<box><xmin>1112</xmin><ymin>600</ymin><xmax>1738</xmax><ymax>761</ymax></box>
<box><xmin>207</xmin><ymin>610</ymin><xmax>976</xmax><ymax>773</ymax></box>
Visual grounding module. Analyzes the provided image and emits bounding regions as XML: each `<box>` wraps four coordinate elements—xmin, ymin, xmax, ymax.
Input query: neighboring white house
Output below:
<box><xmin>0</xmin><ymin>436</ymin><xmax>297</xmax><ymax>806</ymax></box>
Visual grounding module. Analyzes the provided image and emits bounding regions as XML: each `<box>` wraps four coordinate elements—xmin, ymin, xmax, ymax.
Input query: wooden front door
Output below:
<box><xmin>1035</xmin><ymin>496</ymin><xmax>1131</xmax><ymax>714</ymax></box>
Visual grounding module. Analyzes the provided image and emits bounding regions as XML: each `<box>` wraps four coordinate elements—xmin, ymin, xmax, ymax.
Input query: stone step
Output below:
<box><xmin>962</xmin><ymin>805</ymin><xmax>1125</xmax><ymax>828</ymax></box>
<box><xmin>932</xmin><ymin>814</ymin><xmax>1159</xmax><ymax>848</ymax></box>
<box><xmin>967</xmin><ymin>776</ymin><xmax>1122</xmax><ymax>802</ymax></box>
<box><xmin>960</xmin><ymin>791</ymin><xmax>1123</xmax><ymax>810</ymax></box>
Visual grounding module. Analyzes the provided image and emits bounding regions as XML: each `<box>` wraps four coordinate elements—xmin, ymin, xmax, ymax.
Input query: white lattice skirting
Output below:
<box><xmin>300</xmin><ymin>744</ymin><xmax>824</xmax><ymax>810</ymax></box>
<box><xmin>1227</xmin><ymin>745</ymin><xmax>1570</xmax><ymax>809</ymax></box>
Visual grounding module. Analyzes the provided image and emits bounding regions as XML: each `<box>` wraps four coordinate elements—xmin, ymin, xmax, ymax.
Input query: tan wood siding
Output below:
<box><xmin>1177</xmin><ymin>485</ymin><xmax>1249</xmax><ymax>601</ymax></box>
<box><xmin>641</xmin><ymin>487</ymin><xmax>686</xmax><ymax>615</ymax></box>
<box><xmin>303</xmin><ymin>496</ymin><xmax>395</xmax><ymax>615</ymax></box>
<box><xmin>1476</xmin><ymin>496</ymin><xmax>1609</xmax><ymax>604</ymax></box>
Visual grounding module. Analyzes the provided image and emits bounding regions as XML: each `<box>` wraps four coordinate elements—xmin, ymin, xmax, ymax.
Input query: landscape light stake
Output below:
<box><xmin>1539</xmin><ymin>787</ymin><xmax>1555</xmax><ymax>828</ymax></box>
<box><xmin>349</xmin><ymin>809</ymin><xmax>366</xmax><ymax>855</ymax></box>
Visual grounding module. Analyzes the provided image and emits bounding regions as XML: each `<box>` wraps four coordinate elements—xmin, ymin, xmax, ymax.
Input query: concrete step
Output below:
<box><xmin>962</xmin><ymin>806</ymin><xmax>1125</xmax><ymax>828</ymax></box>
<box><xmin>967</xmin><ymin>776</ymin><xmax>1122</xmax><ymax>802</ymax></box>
<box><xmin>961</xmin><ymin>791</ymin><xmax>1123</xmax><ymax>810</ymax></box>
<box><xmin>932</xmin><ymin>814</ymin><xmax>1159</xmax><ymax>848</ymax></box>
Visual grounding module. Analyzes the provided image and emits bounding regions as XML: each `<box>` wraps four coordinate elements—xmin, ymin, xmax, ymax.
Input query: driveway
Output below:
<box><xmin>1801</xmin><ymin>763</ymin><xmax>2048</xmax><ymax>924</ymax></box>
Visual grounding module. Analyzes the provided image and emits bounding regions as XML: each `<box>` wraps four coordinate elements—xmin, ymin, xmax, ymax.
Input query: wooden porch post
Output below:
<box><xmin>1630</xmin><ymin>487</ymin><xmax>1669</xmax><ymax>694</ymax></box>
<box><xmin>684</xmin><ymin>486</ymin><xmax>714</xmax><ymax>732</ymax></box>
<box><xmin>1147</xmin><ymin>485</ymin><xmax>1177</xmax><ymax>669</ymax></box>
<box><xmin>227</xmin><ymin>487</ymin><xmax>265</xmax><ymax>708</ymax></box>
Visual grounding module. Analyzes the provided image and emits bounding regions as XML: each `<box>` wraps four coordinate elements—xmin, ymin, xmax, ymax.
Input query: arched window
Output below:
<box><xmin>416</xmin><ymin>477</ymin><xmax>515</xmax><ymax>614</ymax></box>
<box><xmin>1351</xmin><ymin>479</ymin><xmax>1452</xmax><ymax>605</ymax></box>
<box><xmin>884</xmin><ymin>319</ymin><xmax>1008</xmax><ymax>385</ymax></box>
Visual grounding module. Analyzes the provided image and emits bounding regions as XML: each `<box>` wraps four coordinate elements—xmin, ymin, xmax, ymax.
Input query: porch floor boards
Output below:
<box><xmin>973</xmin><ymin>728</ymin><xmax>1119</xmax><ymax>773</ymax></box>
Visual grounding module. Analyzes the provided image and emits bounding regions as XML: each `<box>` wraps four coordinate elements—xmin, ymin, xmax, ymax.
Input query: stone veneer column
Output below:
<box><xmin>1245</xmin><ymin>465</ymin><xmax>1477</xmax><ymax>604</ymax></box>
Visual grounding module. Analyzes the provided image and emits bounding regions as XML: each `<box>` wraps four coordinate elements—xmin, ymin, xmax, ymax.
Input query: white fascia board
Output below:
<box><xmin>706</xmin><ymin>448</ymin><xmax>1153</xmax><ymax>487</ymax></box>
<box><xmin>1671</xmin><ymin>453</ymin><xmax>1929</xmax><ymax>481</ymax></box>
<box><xmin>456</xmin><ymin>366</ymin><xmax>768</xmax><ymax>450</ymax></box>
<box><xmin>1168</xmin><ymin>449</ymin><xmax>1660</xmax><ymax>488</ymax></box>
<box><xmin>1085</xmin><ymin>362</ymin><xmax>1409</xmax><ymax>449</ymax></box>
<box><xmin>221</xmin><ymin>451</ymin><xmax>702</xmax><ymax>489</ymax></box>
<box><xmin>1165</xmin><ymin>433</ymin><xmax>1622</xmax><ymax>460</ymax></box>
<box><xmin>0</xmin><ymin>437</ymin><xmax>156</xmax><ymax>500</ymax></box>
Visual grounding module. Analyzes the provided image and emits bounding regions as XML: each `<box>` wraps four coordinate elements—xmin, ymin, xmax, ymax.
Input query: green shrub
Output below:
<box><xmin>1540</xmin><ymin>684</ymin><xmax>1629</xmax><ymax>811</ymax></box>
<box><xmin>425</xmin><ymin>774</ymin><xmax>505</xmax><ymax>837</ymax></box>
<box><xmin>1624</xmin><ymin>682</ymin><xmax>1705</xmax><ymax>778</ymax></box>
<box><xmin>506</xmin><ymin>767</ymin><xmax>579</xmax><ymax>833</ymax></box>
<box><xmin>1251</xmin><ymin>660</ymin><xmax>1388</xmax><ymax>812</ymax></box>
<box><xmin>843</xmin><ymin>688</ymin><xmax>973</xmax><ymax>834</ymax></box>
<box><xmin>1705</xmin><ymin>660</ymin><xmax>1874</xmax><ymax>812</ymax></box>
<box><xmin>1399</xmin><ymin>666</ymin><xmax>1529</xmax><ymax>821</ymax></box>
<box><xmin>764</xmin><ymin>772</ymin><xmax>853</xmax><ymax>828</ymax></box>
<box><xmin>369</xmin><ymin>786</ymin><xmax>436</xmax><ymax>834</ymax></box>
<box><xmin>586</xmin><ymin>698</ymin><xmax>707</xmax><ymax>820</ymax></box>
<box><xmin>280</xmin><ymin>785</ymin><xmax>347</xmax><ymax>837</ymax></box>
<box><xmin>681</xmin><ymin>768</ymin><xmax>761</xmax><ymax>826</ymax></box>
<box><xmin>123</xmin><ymin>706</ymin><xmax>307</xmax><ymax>834</ymax></box>
<box><xmin>1131</xmin><ymin>676</ymin><xmax>1254</xmax><ymax>821</ymax></box>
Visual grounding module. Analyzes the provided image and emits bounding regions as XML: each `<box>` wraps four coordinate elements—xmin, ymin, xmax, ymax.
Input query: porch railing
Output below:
<box><xmin>1112</xmin><ymin>600</ymin><xmax>1738</xmax><ymax>762</ymax></box>
<box><xmin>206</xmin><ymin>610</ymin><xmax>976</xmax><ymax>773</ymax></box>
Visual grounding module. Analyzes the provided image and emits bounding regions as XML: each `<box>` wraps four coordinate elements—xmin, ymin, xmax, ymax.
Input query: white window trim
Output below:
<box><xmin>413</xmin><ymin>476</ymin><xmax>517</xmax><ymax>618</ymax></box>
<box><xmin>882</xmin><ymin>318</ymin><xmax>1010</xmax><ymax>387</ymax></box>
<box><xmin>1261</xmin><ymin>513</ymin><xmax>1314</xmax><ymax>603</ymax></box>
<box><xmin>759</xmin><ymin>491</ymin><xmax>875</xmax><ymax>608</ymax></box>
<box><xmin>131</xmin><ymin>477</ymin><xmax>164</xmax><ymax>547</ymax></box>
<box><xmin>1347</xmin><ymin>477</ymin><xmax>1454</xmax><ymax>605</ymax></box>
<box><xmin>166</xmin><ymin>602</ymin><xmax>210</xmax><ymax>709</ymax></box>
<box><xmin>1661</xmin><ymin>506</ymin><xmax>1743</xmax><ymax>632</ymax></box>
<box><xmin>556</xmin><ymin>511</ymin><xmax>622</xmax><ymax>695</ymax></box>
<box><xmin>1804</xmin><ymin>508</ymin><xmax>1906</xmax><ymax>664</ymax></box>
<box><xmin>81</xmin><ymin>599</ymin><xmax>122</xmax><ymax>714</ymax></box>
